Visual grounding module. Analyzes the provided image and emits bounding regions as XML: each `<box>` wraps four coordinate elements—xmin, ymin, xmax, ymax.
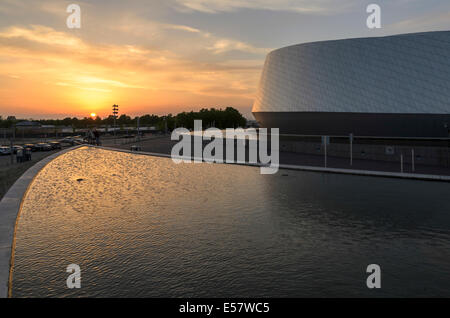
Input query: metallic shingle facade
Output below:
<box><xmin>252</xmin><ymin>31</ymin><xmax>450</xmax><ymax>115</ymax></box>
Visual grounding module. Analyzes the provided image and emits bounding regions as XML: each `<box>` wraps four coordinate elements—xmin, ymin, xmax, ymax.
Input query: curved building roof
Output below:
<box><xmin>252</xmin><ymin>31</ymin><xmax>450</xmax><ymax>114</ymax></box>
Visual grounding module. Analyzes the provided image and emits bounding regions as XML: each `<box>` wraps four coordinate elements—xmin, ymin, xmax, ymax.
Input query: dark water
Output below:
<box><xmin>11</xmin><ymin>147</ymin><xmax>450</xmax><ymax>297</ymax></box>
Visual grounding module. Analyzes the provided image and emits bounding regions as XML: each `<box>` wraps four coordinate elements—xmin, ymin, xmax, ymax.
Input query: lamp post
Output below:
<box><xmin>349</xmin><ymin>133</ymin><xmax>354</xmax><ymax>166</ymax></box>
<box><xmin>137</xmin><ymin>116</ymin><xmax>140</xmax><ymax>142</ymax></box>
<box><xmin>322</xmin><ymin>136</ymin><xmax>329</xmax><ymax>168</ymax></box>
<box><xmin>10</xmin><ymin>124</ymin><xmax>15</xmax><ymax>165</ymax></box>
<box><xmin>112</xmin><ymin>104</ymin><xmax>119</xmax><ymax>144</ymax></box>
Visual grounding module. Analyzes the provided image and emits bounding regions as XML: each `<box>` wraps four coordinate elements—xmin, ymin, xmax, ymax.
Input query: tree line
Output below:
<box><xmin>0</xmin><ymin>107</ymin><xmax>247</xmax><ymax>131</ymax></box>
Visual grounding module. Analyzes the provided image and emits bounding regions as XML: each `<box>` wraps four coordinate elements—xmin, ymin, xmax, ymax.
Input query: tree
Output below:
<box><xmin>0</xmin><ymin>107</ymin><xmax>247</xmax><ymax>131</ymax></box>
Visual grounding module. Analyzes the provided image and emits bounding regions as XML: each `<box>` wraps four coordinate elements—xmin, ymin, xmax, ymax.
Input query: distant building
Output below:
<box><xmin>60</xmin><ymin>126</ymin><xmax>74</xmax><ymax>133</ymax></box>
<box><xmin>246</xmin><ymin>120</ymin><xmax>259</xmax><ymax>128</ymax></box>
<box><xmin>15</xmin><ymin>121</ymin><xmax>72</xmax><ymax>136</ymax></box>
<box><xmin>252</xmin><ymin>31</ymin><xmax>450</xmax><ymax>137</ymax></box>
<box><xmin>16</xmin><ymin>121</ymin><xmax>41</xmax><ymax>129</ymax></box>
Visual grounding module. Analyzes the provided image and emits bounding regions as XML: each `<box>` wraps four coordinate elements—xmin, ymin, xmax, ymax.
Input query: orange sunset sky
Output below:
<box><xmin>0</xmin><ymin>1</ymin><xmax>271</xmax><ymax>119</ymax></box>
<box><xmin>1</xmin><ymin>0</ymin><xmax>449</xmax><ymax>119</ymax></box>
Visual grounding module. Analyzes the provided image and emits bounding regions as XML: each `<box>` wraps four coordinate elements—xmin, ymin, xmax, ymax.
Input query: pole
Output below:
<box><xmin>112</xmin><ymin>104</ymin><xmax>119</xmax><ymax>145</ymax></box>
<box><xmin>400</xmin><ymin>154</ymin><xmax>403</xmax><ymax>173</ymax></box>
<box><xmin>323</xmin><ymin>136</ymin><xmax>328</xmax><ymax>168</ymax></box>
<box><xmin>113</xmin><ymin>116</ymin><xmax>116</xmax><ymax>144</ymax></box>
<box><xmin>411</xmin><ymin>149</ymin><xmax>415</xmax><ymax>173</ymax></box>
<box><xmin>10</xmin><ymin>125</ymin><xmax>15</xmax><ymax>165</ymax></box>
<box><xmin>350</xmin><ymin>133</ymin><xmax>353</xmax><ymax>166</ymax></box>
<box><xmin>10</xmin><ymin>139</ymin><xmax>13</xmax><ymax>165</ymax></box>
<box><xmin>137</xmin><ymin>117</ymin><xmax>140</xmax><ymax>142</ymax></box>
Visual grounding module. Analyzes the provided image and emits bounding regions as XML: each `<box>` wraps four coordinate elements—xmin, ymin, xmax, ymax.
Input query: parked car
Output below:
<box><xmin>0</xmin><ymin>146</ymin><xmax>11</xmax><ymax>155</ymax></box>
<box><xmin>61</xmin><ymin>137</ymin><xmax>75</xmax><ymax>145</ymax></box>
<box><xmin>35</xmin><ymin>143</ymin><xmax>52</xmax><ymax>151</ymax></box>
<box><xmin>24</xmin><ymin>144</ymin><xmax>37</xmax><ymax>151</ymax></box>
<box><xmin>49</xmin><ymin>141</ymin><xmax>62</xmax><ymax>149</ymax></box>
<box><xmin>12</xmin><ymin>145</ymin><xmax>23</xmax><ymax>154</ymax></box>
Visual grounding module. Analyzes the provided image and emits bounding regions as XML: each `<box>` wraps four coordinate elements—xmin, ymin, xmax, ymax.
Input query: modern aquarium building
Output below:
<box><xmin>252</xmin><ymin>31</ymin><xmax>450</xmax><ymax>138</ymax></box>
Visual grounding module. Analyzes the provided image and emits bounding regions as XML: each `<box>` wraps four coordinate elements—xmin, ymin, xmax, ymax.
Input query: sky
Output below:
<box><xmin>0</xmin><ymin>0</ymin><xmax>449</xmax><ymax>119</ymax></box>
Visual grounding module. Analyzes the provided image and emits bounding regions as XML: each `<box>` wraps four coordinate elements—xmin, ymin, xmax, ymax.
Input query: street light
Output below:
<box><xmin>112</xmin><ymin>104</ymin><xmax>119</xmax><ymax>143</ymax></box>
<box><xmin>10</xmin><ymin>123</ymin><xmax>15</xmax><ymax>165</ymax></box>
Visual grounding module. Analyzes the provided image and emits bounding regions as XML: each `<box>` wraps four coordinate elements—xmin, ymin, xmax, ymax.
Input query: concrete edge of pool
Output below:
<box><xmin>97</xmin><ymin>145</ymin><xmax>450</xmax><ymax>183</ymax></box>
<box><xmin>0</xmin><ymin>145</ymin><xmax>83</xmax><ymax>298</ymax></box>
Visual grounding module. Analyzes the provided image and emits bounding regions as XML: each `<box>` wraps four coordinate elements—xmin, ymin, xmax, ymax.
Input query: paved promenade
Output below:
<box><xmin>103</xmin><ymin>135</ymin><xmax>450</xmax><ymax>178</ymax></box>
<box><xmin>0</xmin><ymin>148</ymin><xmax>70</xmax><ymax>200</ymax></box>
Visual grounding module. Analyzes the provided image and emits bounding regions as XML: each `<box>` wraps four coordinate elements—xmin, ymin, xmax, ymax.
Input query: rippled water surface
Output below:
<box><xmin>11</xmin><ymin>147</ymin><xmax>450</xmax><ymax>297</ymax></box>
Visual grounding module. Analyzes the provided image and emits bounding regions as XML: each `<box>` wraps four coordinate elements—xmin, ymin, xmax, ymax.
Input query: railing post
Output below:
<box><xmin>10</xmin><ymin>139</ymin><xmax>13</xmax><ymax>165</ymax></box>
<box><xmin>349</xmin><ymin>133</ymin><xmax>353</xmax><ymax>166</ymax></box>
<box><xmin>322</xmin><ymin>136</ymin><xmax>328</xmax><ymax>168</ymax></box>
<box><xmin>400</xmin><ymin>153</ymin><xmax>404</xmax><ymax>173</ymax></box>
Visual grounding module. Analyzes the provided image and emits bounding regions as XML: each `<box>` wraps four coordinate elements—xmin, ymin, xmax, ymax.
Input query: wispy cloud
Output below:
<box><xmin>108</xmin><ymin>13</ymin><xmax>271</xmax><ymax>57</ymax></box>
<box><xmin>0</xmin><ymin>23</ymin><xmax>263</xmax><ymax>117</ymax></box>
<box><xmin>174</xmin><ymin>0</ymin><xmax>357</xmax><ymax>14</ymax></box>
<box><xmin>208</xmin><ymin>39</ymin><xmax>269</xmax><ymax>54</ymax></box>
<box><xmin>164</xmin><ymin>24</ymin><xmax>201</xmax><ymax>33</ymax></box>
<box><xmin>0</xmin><ymin>25</ymin><xmax>84</xmax><ymax>48</ymax></box>
<box><xmin>389</xmin><ymin>10</ymin><xmax>450</xmax><ymax>32</ymax></box>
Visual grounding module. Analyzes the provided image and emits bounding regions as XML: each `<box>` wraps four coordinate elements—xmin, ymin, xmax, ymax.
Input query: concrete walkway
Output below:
<box><xmin>0</xmin><ymin>148</ymin><xmax>70</xmax><ymax>200</ymax></box>
<box><xmin>102</xmin><ymin>136</ymin><xmax>450</xmax><ymax>181</ymax></box>
<box><xmin>99</xmin><ymin>144</ymin><xmax>450</xmax><ymax>182</ymax></box>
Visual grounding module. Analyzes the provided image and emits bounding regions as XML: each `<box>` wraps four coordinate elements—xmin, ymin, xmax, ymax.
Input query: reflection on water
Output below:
<box><xmin>12</xmin><ymin>147</ymin><xmax>450</xmax><ymax>297</ymax></box>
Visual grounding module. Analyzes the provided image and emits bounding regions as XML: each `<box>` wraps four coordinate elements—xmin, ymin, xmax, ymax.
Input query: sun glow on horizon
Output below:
<box><xmin>0</xmin><ymin>2</ymin><xmax>268</xmax><ymax>119</ymax></box>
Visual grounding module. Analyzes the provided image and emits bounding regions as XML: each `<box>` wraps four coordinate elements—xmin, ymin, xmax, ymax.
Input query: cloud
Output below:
<box><xmin>0</xmin><ymin>24</ymin><xmax>263</xmax><ymax>117</ymax></box>
<box><xmin>0</xmin><ymin>0</ymin><xmax>273</xmax><ymax>118</ymax></box>
<box><xmin>0</xmin><ymin>0</ymin><xmax>28</xmax><ymax>14</ymax></box>
<box><xmin>164</xmin><ymin>24</ymin><xmax>201</xmax><ymax>33</ymax></box>
<box><xmin>389</xmin><ymin>10</ymin><xmax>450</xmax><ymax>32</ymax></box>
<box><xmin>108</xmin><ymin>14</ymin><xmax>270</xmax><ymax>57</ymax></box>
<box><xmin>0</xmin><ymin>25</ymin><xmax>84</xmax><ymax>48</ymax></box>
<box><xmin>174</xmin><ymin>0</ymin><xmax>357</xmax><ymax>14</ymax></box>
<box><xmin>208</xmin><ymin>39</ymin><xmax>269</xmax><ymax>54</ymax></box>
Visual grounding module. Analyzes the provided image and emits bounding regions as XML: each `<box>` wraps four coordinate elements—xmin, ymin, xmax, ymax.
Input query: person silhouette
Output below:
<box><xmin>93</xmin><ymin>128</ymin><xmax>100</xmax><ymax>146</ymax></box>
